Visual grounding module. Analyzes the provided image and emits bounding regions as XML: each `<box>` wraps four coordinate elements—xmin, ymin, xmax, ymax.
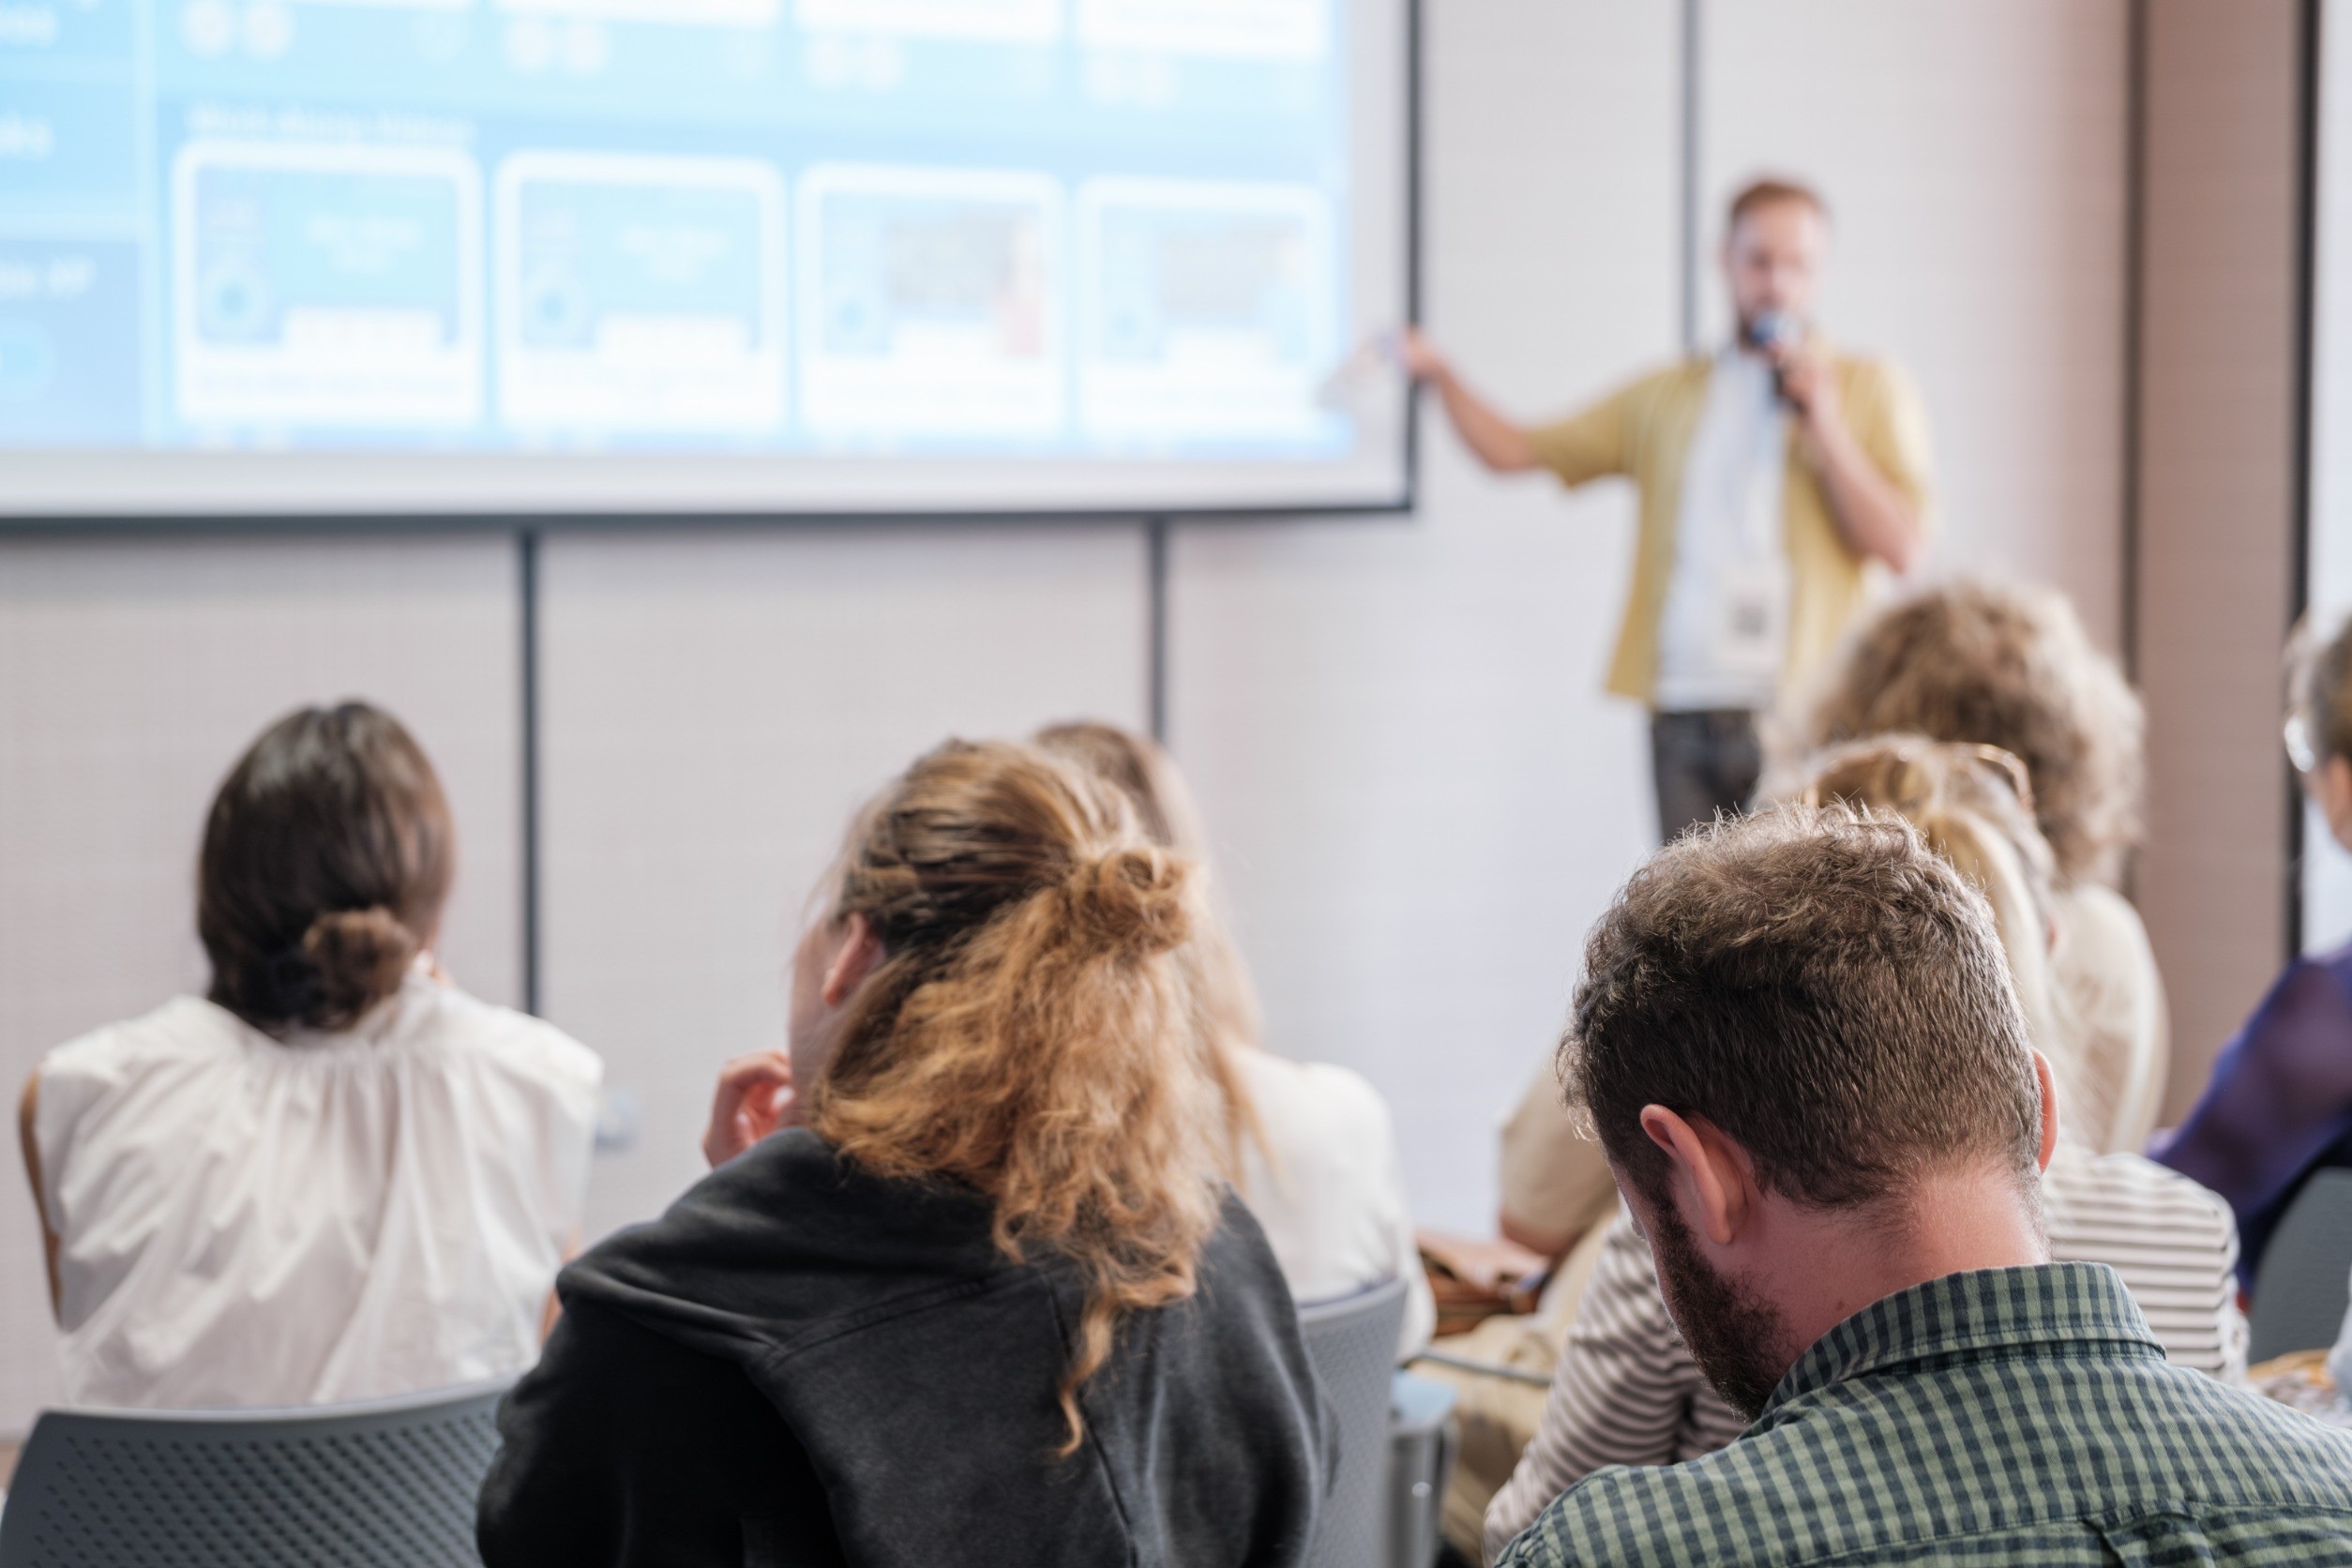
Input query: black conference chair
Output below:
<box><xmin>1300</xmin><ymin>1277</ymin><xmax>1410</xmax><ymax>1567</ymax></box>
<box><xmin>0</xmin><ymin>1378</ymin><xmax>509</xmax><ymax>1568</ymax></box>
<box><xmin>2250</xmin><ymin>1168</ymin><xmax>2352</xmax><ymax>1364</ymax></box>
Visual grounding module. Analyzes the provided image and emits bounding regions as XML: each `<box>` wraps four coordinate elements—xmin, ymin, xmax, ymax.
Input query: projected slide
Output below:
<box><xmin>0</xmin><ymin>0</ymin><xmax>1409</xmax><ymax>515</ymax></box>
<box><xmin>800</xmin><ymin>166</ymin><xmax>1062</xmax><ymax>441</ymax></box>
<box><xmin>174</xmin><ymin>142</ymin><xmax>484</xmax><ymax>428</ymax></box>
<box><xmin>1078</xmin><ymin>179</ymin><xmax>1332</xmax><ymax>443</ymax></box>
<box><xmin>497</xmin><ymin>154</ymin><xmax>786</xmax><ymax>433</ymax></box>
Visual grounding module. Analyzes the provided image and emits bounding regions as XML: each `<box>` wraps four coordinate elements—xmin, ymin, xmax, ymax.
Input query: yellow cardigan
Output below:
<box><xmin>1525</xmin><ymin>353</ymin><xmax>1934</xmax><ymax>706</ymax></box>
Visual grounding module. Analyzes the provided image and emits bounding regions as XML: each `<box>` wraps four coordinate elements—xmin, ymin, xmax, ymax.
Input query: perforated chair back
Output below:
<box><xmin>0</xmin><ymin>1380</ymin><xmax>509</xmax><ymax>1568</ymax></box>
<box><xmin>2251</xmin><ymin>1168</ymin><xmax>2352</xmax><ymax>1364</ymax></box>
<box><xmin>1297</xmin><ymin>1276</ymin><xmax>1409</xmax><ymax>1568</ymax></box>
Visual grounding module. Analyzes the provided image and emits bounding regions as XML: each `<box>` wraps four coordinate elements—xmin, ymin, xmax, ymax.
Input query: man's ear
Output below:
<box><xmin>2028</xmin><ymin>1050</ymin><xmax>2061</xmax><ymax>1173</ymax></box>
<box><xmin>1638</xmin><ymin>1106</ymin><xmax>1752</xmax><ymax>1248</ymax></box>
<box><xmin>821</xmin><ymin>912</ymin><xmax>884</xmax><ymax>1007</ymax></box>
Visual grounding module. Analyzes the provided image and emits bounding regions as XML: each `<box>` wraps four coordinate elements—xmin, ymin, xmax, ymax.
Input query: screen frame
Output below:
<box><xmin>0</xmin><ymin>0</ymin><xmax>1424</xmax><ymax>535</ymax></box>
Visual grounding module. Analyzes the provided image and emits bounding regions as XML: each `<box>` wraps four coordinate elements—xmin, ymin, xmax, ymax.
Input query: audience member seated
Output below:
<box><xmin>14</xmin><ymin>702</ymin><xmax>601</xmax><ymax>1409</ymax></box>
<box><xmin>1034</xmin><ymin>720</ymin><xmax>1435</xmax><ymax>1357</ymax></box>
<box><xmin>1437</xmin><ymin>583</ymin><xmax>2166</xmax><ymax>1555</ymax></box>
<box><xmin>1787</xmin><ymin>579</ymin><xmax>2165</xmax><ymax>1154</ymax></box>
<box><xmin>2159</xmin><ymin>612</ymin><xmax>2352</xmax><ymax>1289</ymax></box>
<box><xmin>1485</xmin><ymin>739</ymin><xmax>2244</xmax><ymax>1558</ymax></box>
<box><xmin>476</xmin><ymin>740</ymin><xmax>1332</xmax><ymax>1568</ymax></box>
<box><xmin>1489</xmin><ymin>806</ymin><xmax>2352</xmax><ymax>1567</ymax></box>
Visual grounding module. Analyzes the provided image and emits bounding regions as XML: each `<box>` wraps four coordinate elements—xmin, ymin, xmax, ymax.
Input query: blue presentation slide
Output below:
<box><xmin>0</xmin><ymin>0</ymin><xmax>1355</xmax><ymax>461</ymax></box>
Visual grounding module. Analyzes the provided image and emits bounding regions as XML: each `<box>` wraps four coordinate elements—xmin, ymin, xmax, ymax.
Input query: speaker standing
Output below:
<box><xmin>1401</xmin><ymin>178</ymin><xmax>1934</xmax><ymax>840</ymax></box>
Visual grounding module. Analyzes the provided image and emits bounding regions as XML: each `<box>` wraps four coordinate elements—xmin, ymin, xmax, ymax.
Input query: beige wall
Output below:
<box><xmin>2134</xmin><ymin>0</ymin><xmax>2306</xmax><ymax>1117</ymax></box>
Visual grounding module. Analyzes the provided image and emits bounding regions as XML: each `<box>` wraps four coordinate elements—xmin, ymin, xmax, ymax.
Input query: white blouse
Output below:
<box><xmin>33</xmin><ymin>972</ymin><xmax>601</xmax><ymax>1410</ymax></box>
<box><xmin>1232</xmin><ymin>1048</ymin><xmax>1436</xmax><ymax>1360</ymax></box>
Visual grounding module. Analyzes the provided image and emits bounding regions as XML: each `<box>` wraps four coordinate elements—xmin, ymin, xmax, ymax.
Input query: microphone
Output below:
<box><xmin>1748</xmin><ymin>309</ymin><xmax>1803</xmax><ymax>407</ymax></box>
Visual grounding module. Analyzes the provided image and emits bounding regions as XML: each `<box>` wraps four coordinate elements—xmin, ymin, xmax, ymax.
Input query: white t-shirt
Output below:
<box><xmin>1231</xmin><ymin>1049</ymin><xmax>1436</xmax><ymax>1360</ymax></box>
<box><xmin>34</xmin><ymin>972</ymin><xmax>602</xmax><ymax>1410</ymax></box>
<box><xmin>1652</xmin><ymin>348</ymin><xmax>1793</xmax><ymax>714</ymax></box>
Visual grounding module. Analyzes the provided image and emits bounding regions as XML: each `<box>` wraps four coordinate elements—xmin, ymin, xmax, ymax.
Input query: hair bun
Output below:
<box><xmin>295</xmin><ymin>905</ymin><xmax>419</xmax><ymax>1031</ymax></box>
<box><xmin>1063</xmin><ymin>846</ymin><xmax>1194</xmax><ymax>959</ymax></box>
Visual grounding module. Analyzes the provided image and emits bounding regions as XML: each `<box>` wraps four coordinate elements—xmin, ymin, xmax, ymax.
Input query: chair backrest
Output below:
<box><xmin>2251</xmin><ymin>1168</ymin><xmax>2352</xmax><ymax>1364</ymax></box>
<box><xmin>1297</xmin><ymin>1276</ymin><xmax>1409</xmax><ymax>1568</ymax></box>
<box><xmin>0</xmin><ymin>1380</ymin><xmax>509</xmax><ymax>1568</ymax></box>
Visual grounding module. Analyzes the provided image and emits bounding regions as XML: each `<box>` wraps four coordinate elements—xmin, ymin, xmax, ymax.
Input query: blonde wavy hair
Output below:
<box><xmin>1794</xmin><ymin>736</ymin><xmax>2100</xmax><ymax>1140</ymax></box>
<box><xmin>806</xmin><ymin>740</ymin><xmax>1229</xmax><ymax>1454</ymax></box>
<box><xmin>1032</xmin><ymin>721</ymin><xmax>1265</xmax><ymax>1051</ymax></box>
<box><xmin>1786</xmin><ymin>581</ymin><xmax>2144</xmax><ymax>888</ymax></box>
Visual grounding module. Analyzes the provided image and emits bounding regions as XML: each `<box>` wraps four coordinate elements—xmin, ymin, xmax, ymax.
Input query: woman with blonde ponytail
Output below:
<box><xmin>480</xmin><ymin>740</ymin><xmax>1332</xmax><ymax>1568</ymax></box>
<box><xmin>16</xmin><ymin>702</ymin><xmax>602</xmax><ymax>1409</ymax></box>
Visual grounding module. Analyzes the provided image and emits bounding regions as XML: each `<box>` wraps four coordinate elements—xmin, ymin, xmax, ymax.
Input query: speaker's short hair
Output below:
<box><xmin>1726</xmin><ymin>176</ymin><xmax>1829</xmax><ymax>234</ymax></box>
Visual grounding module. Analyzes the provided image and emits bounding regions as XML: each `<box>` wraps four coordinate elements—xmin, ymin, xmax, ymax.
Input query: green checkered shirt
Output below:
<box><xmin>1493</xmin><ymin>1261</ymin><xmax>2352</xmax><ymax>1565</ymax></box>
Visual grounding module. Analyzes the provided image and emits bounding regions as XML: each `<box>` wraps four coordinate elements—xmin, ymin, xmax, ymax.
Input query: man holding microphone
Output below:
<box><xmin>1403</xmin><ymin>177</ymin><xmax>1932</xmax><ymax>840</ymax></box>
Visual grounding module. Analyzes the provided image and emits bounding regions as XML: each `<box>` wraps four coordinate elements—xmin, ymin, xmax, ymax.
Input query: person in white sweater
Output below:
<box><xmin>17</xmin><ymin>701</ymin><xmax>601</xmax><ymax>1410</ymax></box>
<box><xmin>1035</xmin><ymin>721</ymin><xmax>1435</xmax><ymax>1358</ymax></box>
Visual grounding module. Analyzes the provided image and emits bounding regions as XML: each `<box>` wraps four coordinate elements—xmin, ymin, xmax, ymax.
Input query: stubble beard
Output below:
<box><xmin>1644</xmin><ymin>1194</ymin><xmax>1795</xmax><ymax>1423</ymax></box>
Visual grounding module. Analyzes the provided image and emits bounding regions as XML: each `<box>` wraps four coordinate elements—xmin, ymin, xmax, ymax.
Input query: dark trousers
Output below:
<box><xmin>1650</xmin><ymin>709</ymin><xmax>1761</xmax><ymax>843</ymax></box>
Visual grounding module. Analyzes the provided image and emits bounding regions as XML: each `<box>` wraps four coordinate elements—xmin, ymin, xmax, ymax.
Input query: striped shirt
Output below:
<box><xmin>1485</xmin><ymin>1144</ymin><xmax>2244</xmax><ymax>1557</ymax></box>
<box><xmin>1491</xmin><ymin>1262</ymin><xmax>2352</xmax><ymax>1567</ymax></box>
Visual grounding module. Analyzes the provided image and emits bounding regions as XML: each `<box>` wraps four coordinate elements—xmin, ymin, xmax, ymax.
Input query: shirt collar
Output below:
<box><xmin>1760</xmin><ymin>1261</ymin><xmax>2164</xmax><ymax>1418</ymax></box>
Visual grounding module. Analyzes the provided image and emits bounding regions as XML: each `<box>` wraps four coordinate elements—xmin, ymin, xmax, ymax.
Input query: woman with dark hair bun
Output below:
<box><xmin>16</xmin><ymin>701</ymin><xmax>602</xmax><ymax>1409</ymax></box>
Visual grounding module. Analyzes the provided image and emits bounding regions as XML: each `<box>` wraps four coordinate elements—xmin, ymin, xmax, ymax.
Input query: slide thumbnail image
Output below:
<box><xmin>1078</xmin><ymin>179</ymin><xmax>1332</xmax><ymax>442</ymax></box>
<box><xmin>172</xmin><ymin>141</ymin><xmax>483</xmax><ymax>429</ymax></box>
<box><xmin>497</xmin><ymin>152</ymin><xmax>787</xmax><ymax>434</ymax></box>
<box><xmin>797</xmin><ymin>165</ymin><xmax>1064</xmax><ymax>442</ymax></box>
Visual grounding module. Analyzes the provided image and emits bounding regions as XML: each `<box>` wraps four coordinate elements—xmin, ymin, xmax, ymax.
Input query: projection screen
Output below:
<box><xmin>0</xmin><ymin>0</ymin><xmax>1413</xmax><ymax>519</ymax></box>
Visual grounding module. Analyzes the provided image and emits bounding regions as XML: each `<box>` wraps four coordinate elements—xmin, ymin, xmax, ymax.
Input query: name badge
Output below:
<box><xmin>1711</xmin><ymin>556</ymin><xmax>1791</xmax><ymax>682</ymax></box>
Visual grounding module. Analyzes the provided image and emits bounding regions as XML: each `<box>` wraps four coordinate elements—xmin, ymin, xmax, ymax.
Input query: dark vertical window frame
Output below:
<box><xmin>519</xmin><ymin>525</ymin><xmax>543</xmax><ymax>1017</ymax></box>
<box><xmin>2291</xmin><ymin>0</ymin><xmax>2323</xmax><ymax>961</ymax></box>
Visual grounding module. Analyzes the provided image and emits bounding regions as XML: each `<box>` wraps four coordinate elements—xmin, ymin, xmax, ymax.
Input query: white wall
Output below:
<box><xmin>0</xmin><ymin>0</ymin><xmax>2145</xmax><ymax>1432</ymax></box>
<box><xmin>1699</xmin><ymin>0</ymin><xmax>2131</xmax><ymax>647</ymax></box>
<box><xmin>0</xmin><ymin>535</ymin><xmax>522</xmax><ymax>1429</ymax></box>
<box><xmin>2305</xmin><ymin>0</ymin><xmax>2352</xmax><ymax>954</ymax></box>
